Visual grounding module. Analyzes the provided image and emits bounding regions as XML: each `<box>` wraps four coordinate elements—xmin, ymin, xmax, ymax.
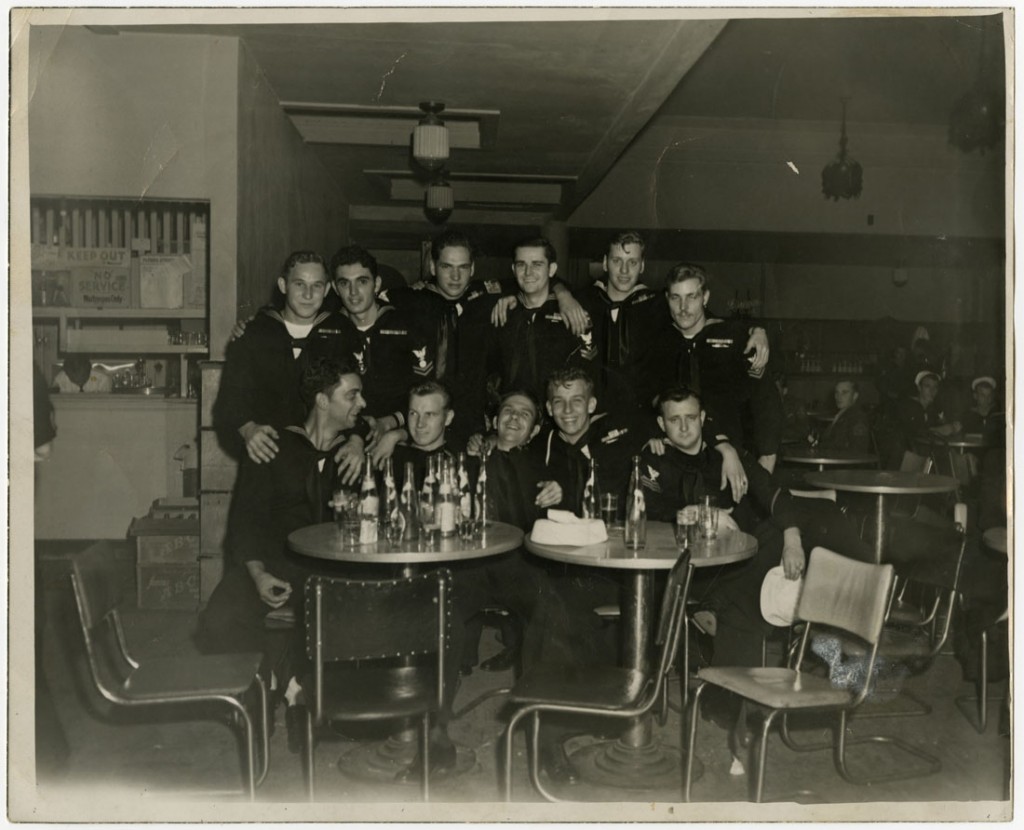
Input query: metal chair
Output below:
<box><xmin>302</xmin><ymin>569</ymin><xmax>452</xmax><ymax>801</ymax></box>
<box><xmin>685</xmin><ymin>547</ymin><xmax>939</xmax><ymax>803</ymax></box>
<box><xmin>501</xmin><ymin>552</ymin><xmax>692</xmax><ymax>802</ymax></box>
<box><xmin>955</xmin><ymin>606</ymin><xmax>1009</xmax><ymax>733</ymax></box>
<box><xmin>843</xmin><ymin>525</ymin><xmax>967</xmax><ymax>718</ymax></box>
<box><xmin>69</xmin><ymin>543</ymin><xmax>268</xmax><ymax>799</ymax></box>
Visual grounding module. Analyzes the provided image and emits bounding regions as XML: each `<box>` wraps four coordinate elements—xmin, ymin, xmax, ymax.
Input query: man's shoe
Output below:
<box><xmin>539</xmin><ymin>740</ymin><xmax>579</xmax><ymax>786</ymax></box>
<box><xmin>285</xmin><ymin>704</ymin><xmax>306</xmax><ymax>754</ymax></box>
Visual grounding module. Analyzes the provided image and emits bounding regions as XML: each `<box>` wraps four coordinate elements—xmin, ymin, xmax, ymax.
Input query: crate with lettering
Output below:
<box><xmin>129</xmin><ymin>515</ymin><xmax>201</xmax><ymax>610</ymax></box>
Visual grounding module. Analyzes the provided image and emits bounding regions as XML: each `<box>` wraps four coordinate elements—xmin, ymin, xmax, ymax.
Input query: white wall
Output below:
<box><xmin>570</xmin><ymin>116</ymin><xmax>1004</xmax><ymax>237</ymax></box>
<box><xmin>29</xmin><ymin>26</ymin><xmax>241</xmax><ymax>357</ymax></box>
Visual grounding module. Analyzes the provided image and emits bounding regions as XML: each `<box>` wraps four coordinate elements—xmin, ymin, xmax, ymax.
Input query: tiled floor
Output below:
<box><xmin>25</xmin><ymin>541</ymin><xmax>1012</xmax><ymax>820</ymax></box>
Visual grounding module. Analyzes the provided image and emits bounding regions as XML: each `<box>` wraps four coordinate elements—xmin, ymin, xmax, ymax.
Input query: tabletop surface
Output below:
<box><xmin>782</xmin><ymin>447</ymin><xmax>878</xmax><ymax>466</ymax></box>
<box><xmin>982</xmin><ymin>527</ymin><xmax>1008</xmax><ymax>554</ymax></box>
<box><xmin>524</xmin><ymin>521</ymin><xmax>757</xmax><ymax>570</ymax></box>
<box><xmin>288</xmin><ymin>521</ymin><xmax>523</xmax><ymax>564</ymax></box>
<box><xmin>924</xmin><ymin>433</ymin><xmax>989</xmax><ymax>448</ymax></box>
<box><xmin>805</xmin><ymin>469</ymin><xmax>958</xmax><ymax>495</ymax></box>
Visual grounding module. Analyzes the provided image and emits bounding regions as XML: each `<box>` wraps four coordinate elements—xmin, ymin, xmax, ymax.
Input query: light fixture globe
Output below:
<box><xmin>821</xmin><ymin>97</ymin><xmax>863</xmax><ymax>201</ymax></box>
<box><xmin>412</xmin><ymin>101</ymin><xmax>450</xmax><ymax>172</ymax></box>
<box><xmin>424</xmin><ymin>179</ymin><xmax>454</xmax><ymax>224</ymax></box>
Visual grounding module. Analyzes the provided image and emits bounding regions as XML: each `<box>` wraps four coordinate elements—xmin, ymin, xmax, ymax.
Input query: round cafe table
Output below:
<box><xmin>804</xmin><ymin>470</ymin><xmax>957</xmax><ymax>564</ymax></box>
<box><xmin>782</xmin><ymin>446</ymin><xmax>877</xmax><ymax>472</ymax></box>
<box><xmin>982</xmin><ymin>527</ymin><xmax>1007</xmax><ymax>555</ymax></box>
<box><xmin>525</xmin><ymin>522</ymin><xmax>757</xmax><ymax>791</ymax></box>
<box><xmin>288</xmin><ymin>520</ymin><xmax>523</xmax><ymax>783</ymax></box>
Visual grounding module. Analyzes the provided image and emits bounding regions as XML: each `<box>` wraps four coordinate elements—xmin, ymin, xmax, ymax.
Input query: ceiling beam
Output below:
<box><xmin>561</xmin><ymin>18</ymin><xmax>728</xmax><ymax>219</ymax></box>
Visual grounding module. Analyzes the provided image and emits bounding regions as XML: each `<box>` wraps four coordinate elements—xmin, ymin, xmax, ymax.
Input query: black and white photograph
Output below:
<box><xmin>8</xmin><ymin>5</ymin><xmax>1013</xmax><ymax>822</ymax></box>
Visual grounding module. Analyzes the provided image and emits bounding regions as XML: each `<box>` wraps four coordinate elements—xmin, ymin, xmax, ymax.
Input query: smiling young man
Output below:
<box><xmin>214</xmin><ymin>250</ymin><xmax>364</xmax><ymax>468</ymax></box>
<box><xmin>473</xmin><ymin>238</ymin><xmax>601</xmax><ymax>418</ymax></box>
<box><xmin>314</xmin><ymin>244</ymin><xmax>438</xmax><ymax>451</ymax></box>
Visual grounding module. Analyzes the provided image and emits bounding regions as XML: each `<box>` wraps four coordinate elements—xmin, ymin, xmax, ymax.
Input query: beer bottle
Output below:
<box><xmin>624</xmin><ymin>455</ymin><xmax>647</xmax><ymax>551</ymax></box>
<box><xmin>358</xmin><ymin>452</ymin><xmax>379</xmax><ymax>544</ymax></box>
<box><xmin>582</xmin><ymin>456</ymin><xmax>599</xmax><ymax>519</ymax></box>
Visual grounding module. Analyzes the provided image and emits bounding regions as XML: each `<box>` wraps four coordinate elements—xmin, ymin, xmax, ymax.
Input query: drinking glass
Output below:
<box><xmin>675</xmin><ymin>506</ymin><xmax>699</xmax><ymax>551</ymax></box>
<box><xmin>699</xmin><ymin>495</ymin><xmax>719</xmax><ymax>540</ymax></box>
<box><xmin>333</xmin><ymin>490</ymin><xmax>360</xmax><ymax>548</ymax></box>
<box><xmin>600</xmin><ymin>494</ymin><xmax>620</xmax><ymax>532</ymax></box>
<box><xmin>458</xmin><ymin>515</ymin><xmax>481</xmax><ymax>544</ymax></box>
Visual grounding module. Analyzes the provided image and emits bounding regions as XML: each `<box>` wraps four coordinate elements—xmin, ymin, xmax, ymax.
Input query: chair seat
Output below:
<box><xmin>304</xmin><ymin>665</ymin><xmax>439</xmax><ymax>722</ymax></box>
<box><xmin>887</xmin><ymin>598</ymin><xmax>932</xmax><ymax>626</ymax></box>
<box><xmin>510</xmin><ymin>663</ymin><xmax>648</xmax><ymax>709</ymax></box>
<box><xmin>122</xmin><ymin>653</ymin><xmax>263</xmax><ymax>701</ymax></box>
<box><xmin>697</xmin><ymin>666</ymin><xmax>854</xmax><ymax>710</ymax></box>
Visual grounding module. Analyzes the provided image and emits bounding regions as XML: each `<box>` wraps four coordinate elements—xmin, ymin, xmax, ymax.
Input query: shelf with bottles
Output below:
<box><xmin>784</xmin><ymin>351</ymin><xmax>879</xmax><ymax>377</ymax></box>
<box><xmin>29</xmin><ymin>195</ymin><xmax>210</xmax><ymax>395</ymax></box>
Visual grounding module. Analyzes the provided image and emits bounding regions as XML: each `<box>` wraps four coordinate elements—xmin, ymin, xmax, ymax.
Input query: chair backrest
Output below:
<box><xmin>69</xmin><ymin>543</ymin><xmax>137</xmax><ymax>702</ymax></box>
<box><xmin>899</xmin><ymin>450</ymin><xmax>933</xmax><ymax>475</ymax></box>
<box><xmin>305</xmin><ymin>569</ymin><xmax>451</xmax><ymax>664</ymax></box>
<box><xmin>305</xmin><ymin>569</ymin><xmax>452</xmax><ymax>724</ymax></box>
<box><xmin>653</xmin><ymin>552</ymin><xmax>693</xmax><ymax>682</ymax></box>
<box><xmin>798</xmin><ymin>548</ymin><xmax>894</xmax><ymax>646</ymax></box>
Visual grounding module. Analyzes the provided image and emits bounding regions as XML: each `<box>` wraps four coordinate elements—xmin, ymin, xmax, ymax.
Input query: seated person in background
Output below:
<box><xmin>960</xmin><ymin>375</ymin><xmax>1004</xmax><ymax>444</ymax></box>
<box><xmin>891</xmin><ymin>371</ymin><xmax>958</xmax><ymax>463</ymax></box>
<box><xmin>817</xmin><ymin>379</ymin><xmax>872</xmax><ymax>453</ymax></box>
<box><xmin>198</xmin><ymin>357</ymin><xmax>366</xmax><ymax>747</ymax></box>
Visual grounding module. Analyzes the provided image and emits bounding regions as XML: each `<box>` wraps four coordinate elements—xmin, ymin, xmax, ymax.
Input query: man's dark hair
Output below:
<box><xmin>431</xmin><ymin>229</ymin><xmax>475</xmax><ymax>263</ymax></box>
<box><xmin>665</xmin><ymin>262</ymin><xmax>709</xmax><ymax>292</ymax></box>
<box><xmin>497</xmin><ymin>388</ymin><xmax>541</xmax><ymax>420</ymax></box>
<box><xmin>513</xmin><ymin>236</ymin><xmax>557</xmax><ymax>265</ymax></box>
<box><xmin>300</xmin><ymin>356</ymin><xmax>359</xmax><ymax>409</ymax></box>
<box><xmin>546</xmin><ymin>367</ymin><xmax>595</xmax><ymax>400</ymax></box>
<box><xmin>281</xmin><ymin>250</ymin><xmax>326</xmax><ymax>279</ymax></box>
<box><xmin>409</xmin><ymin>379</ymin><xmax>452</xmax><ymax>411</ymax></box>
<box><xmin>607</xmin><ymin>231</ymin><xmax>645</xmax><ymax>257</ymax></box>
<box><xmin>329</xmin><ymin>244</ymin><xmax>378</xmax><ymax>279</ymax></box>
<box><xmin>655</xmin><ymin>384</ymin><xmax>702</xmax><ymax>415</ymax></box>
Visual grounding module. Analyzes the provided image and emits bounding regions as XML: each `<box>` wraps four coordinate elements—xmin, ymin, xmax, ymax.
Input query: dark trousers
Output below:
<box><xmin>197</xmin><ymin>563</ymin><xmax>308</xmax><ymax>690</ymax></box>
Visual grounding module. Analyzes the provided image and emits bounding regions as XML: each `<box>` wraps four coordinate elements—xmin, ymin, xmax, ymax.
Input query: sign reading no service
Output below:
<box><xmin>32</xmin><ymin>245</ymin><xmax>132</xmax><ymax>308</ymax></box>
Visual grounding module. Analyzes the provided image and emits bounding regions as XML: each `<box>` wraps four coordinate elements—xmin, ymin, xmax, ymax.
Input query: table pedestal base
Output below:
<box><xmin>570</xmin><ymin>739</ymin><xmax>703</xmax><ymax>791</ymax></box>
<box><xmin>337</xmin><ymin>732</ymin><xmax>476</xmax><ymax>784</ymax></box>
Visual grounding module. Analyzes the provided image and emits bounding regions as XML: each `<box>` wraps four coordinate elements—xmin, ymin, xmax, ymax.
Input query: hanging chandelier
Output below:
<box><xmin>821</xmin><ymin>97</ymin><xmax>863</xmax><ymax>201</ymax></box>
<box><xmin>411</xmin><ymin>101</ymin><xmax>450</xmax><ymax>171</ymax></box>
<box><xmin>424</xmin><ymin>177</ymin><xmax>453</xmax><ymax>225</ymax></box>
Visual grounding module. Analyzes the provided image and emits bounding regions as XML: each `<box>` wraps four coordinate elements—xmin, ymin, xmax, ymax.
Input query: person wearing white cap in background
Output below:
<box><xmin>894</xmin><ymin>370</ymin><xmax>958</xmax><ymax>451</ymax></box>
<box><xmin>960</xmin><ymin>376</ymin><xmax>1004</xmax><ymax>442</ymax></box>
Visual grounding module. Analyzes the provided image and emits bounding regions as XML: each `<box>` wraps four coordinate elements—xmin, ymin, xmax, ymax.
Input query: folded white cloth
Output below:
<box><xmin>531</xmin><ymin>510</ymin><xmax>608</xmax><ymax>546</ymax></box>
